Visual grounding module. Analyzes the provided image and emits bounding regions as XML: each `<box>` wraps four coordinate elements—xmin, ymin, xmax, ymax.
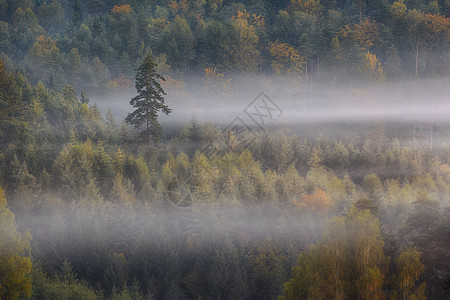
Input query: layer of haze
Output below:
<box><xmin>92</xmin><ymin>77</ymin><xmax>450</xmax><ymax>127</ymax></box>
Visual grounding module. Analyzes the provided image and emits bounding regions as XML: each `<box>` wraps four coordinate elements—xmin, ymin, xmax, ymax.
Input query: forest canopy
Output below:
<box><xmin>0</xmin><ymin>0</ymin><xmax>448</xmax><ymax>93</ymax></box>
<box><xmin>0</xmin><ymin>0</ymin><xmax>449</xmax><ymax>299</ymax></box>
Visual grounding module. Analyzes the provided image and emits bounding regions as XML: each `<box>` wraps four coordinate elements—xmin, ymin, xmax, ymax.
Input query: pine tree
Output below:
<box><xmin>125</xmin><ymin>54</ymin><xmax>171</xmax><ymax>147</ymax></box>
<box><xmin>0</xmin><ymin>59</ymin><xmax>26</xmax><ymax>150</ymax></box>
<box><xmin>80</xmin><ymin>88</ymin><xmax>90</xmax><ymax>104</ymax></box>
<box><xmin>93</xmin><ymin>141</ymin><xmax>113</xmax><ymax>196</ymax></box>
<box><xmin>188</xmin><ymin>116</ymin><xmax>203</xmax><ymax>144</ymax></box>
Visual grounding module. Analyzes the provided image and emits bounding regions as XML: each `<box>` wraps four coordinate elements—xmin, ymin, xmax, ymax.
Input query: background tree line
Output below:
<box><xmin>0</xmin><ymin>0</ymin><xmax>448</xmax><ymax>93</ymax></box>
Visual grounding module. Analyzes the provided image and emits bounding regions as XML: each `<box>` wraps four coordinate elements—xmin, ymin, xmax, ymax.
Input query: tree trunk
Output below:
<box><xmin>147</xmin><ymin>114</ymin><xmax>150</xmax><ymax>150</ymax></box>
<box><xmin>415</xmin><ymin>36</ymin><xmax>419</xmax><ymax>78</ymax></box>
<box><xmin>305</xmin><ymin>55</ymin><xmax>308</xmax><ymax>100</ymax></box>
<box><xmin>359</xmin><ymin>0</ymin><xmax>362</xmax><ymax>24</ymax></box>
<box><xmin>184</xmin><ymin>44</ymin><xmax>187</xmax><ymax>78</ymax></box>
<box><xmin>334</xmin><ymin>245</ymin><xmax>340</xmax><ymax>299</ymax></box>
<box><xmin>430</xmin><ymin>101</ymin><xmax>434</xmax><ymax>151</ymax></box>
<box><xmin>317</xmin><ymin>55</ymin><xmax>320</xmax><ymax>77</ymax></box>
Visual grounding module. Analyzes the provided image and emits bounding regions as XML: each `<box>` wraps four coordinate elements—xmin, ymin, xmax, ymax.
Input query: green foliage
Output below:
<box><xmin>247</xmin><ymin>242</ymin><xmax>286</xmax><ymax>299</ymax></box>
<box><xmin>187</xmin><ymin>117</ymin><xmax>203</xmax><ymax>144</ymax></box>
<box><xmin>0</xmin><ymin>186</ymin><xmax>32</xmax><ymax>300</ymax></box>
<box><xmin>31</xmin><ymin>261</ymin><xmax>101</xmax><ymax>300</ymax></box>
<box><xmin>0</xmin><ymin>59</ymin><xmax>28</xmax><ymax>151</ymax></box>
<box><xmin>163</xmin><ymin>15</ymin><xmax>195</xmax><ymax>72</ymax></box>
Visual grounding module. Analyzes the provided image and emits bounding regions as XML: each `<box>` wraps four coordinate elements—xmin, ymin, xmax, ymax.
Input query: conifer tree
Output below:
<box><xmin>126</xmin><ymin>54</ymin><xmax>171</xmax><ymax>147</ymax></box>
<box><xmin>188</xmin><ymin>116</ymin><xmax>203</xmax><ymax>144</ymax></box>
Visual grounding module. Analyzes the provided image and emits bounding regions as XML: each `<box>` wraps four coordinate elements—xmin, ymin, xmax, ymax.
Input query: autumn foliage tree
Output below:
<box><xmin>391</xmin><ymin>248</ymin><xmax>426</xmax><ymax>300</ymax></box>
<box><xmin>280</xmin><ymin>206</ymin><xmax>389</xmax><ymax>300</ymax></box>
<box><xmin>358</xmin><ymin>51</ymin><xmax>385</xmax><ymax>82</ymax></box>
<box><xmin>298</xmin><ymin>189</ymin><xmax>331</xmax><ymax>215</ymax></box>
<box><xmin>269</xmin><ymin>41</ymin><xmax>305</xmax><ymax>77</ymax></box>
<box><xmin>111</xmin><ymin>4</ymin><xmax>133</xmax><ymax>15</ymax></box>
<box><xmin>224</xmin><ymin>10</ymin><xmax>261</xmax><ymax>73</ymax></box>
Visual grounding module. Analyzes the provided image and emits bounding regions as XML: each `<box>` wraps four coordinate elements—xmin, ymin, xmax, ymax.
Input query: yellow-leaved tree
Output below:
<box><xmin>269</xmin><ymin>41</ymin><xmax>305</xmax><ymax>78</ymax></box>
<box><xmin>391</xmin><ymin>248</ymin><xmax>426</xmax><ymax>300</ymax></box>
<box><xmin>280</xmin><ymin>206</ymin><xmax>389</xmax><ymax>300</ymax></box>
<box><xmin>358</xmin><ymin>51</ymin><xmax>385</xmax><ymax>82</ymax></box>
<box><xmin>0</xmin><ymin>186</ymin><xmax>32</xmax><ymax>299</ymax></box>
<box><xmin>224</xmin><ymin>10</ymin><xmax>261</xmax><ymax>73</ymax></box>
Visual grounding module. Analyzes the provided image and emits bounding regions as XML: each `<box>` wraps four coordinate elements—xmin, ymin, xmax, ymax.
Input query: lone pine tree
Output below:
<box><xmin>126</xmin><ymin>54</ymin><xmax>172</xmax><ymax>147</ymax></box>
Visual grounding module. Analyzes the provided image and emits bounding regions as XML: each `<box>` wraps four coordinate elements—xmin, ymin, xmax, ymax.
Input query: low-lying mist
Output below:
<box><xmin>92</xmin><ymin>77</ymin><xmax>450</xmax><ymax>126</ymax></box>
<box><xmin>19</xmin><ymin>202</ymin><xmax>322</xmax><ymax>247</ymax></box>
<box><xmin>17</xmin><ymin>201</ymin><xmax>320</xmax><ymax>283</ymax></box>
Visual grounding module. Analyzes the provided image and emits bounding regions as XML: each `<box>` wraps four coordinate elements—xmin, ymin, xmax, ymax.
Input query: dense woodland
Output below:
<box><xmin>1</xmin><ymin>0</ymin><xmax>450</xmax><ymax>299</ymax></box>
<box><xmin>0</xmin><ymin>0</ymin><xmax>448</xmax><ymax>90</ymax></box>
